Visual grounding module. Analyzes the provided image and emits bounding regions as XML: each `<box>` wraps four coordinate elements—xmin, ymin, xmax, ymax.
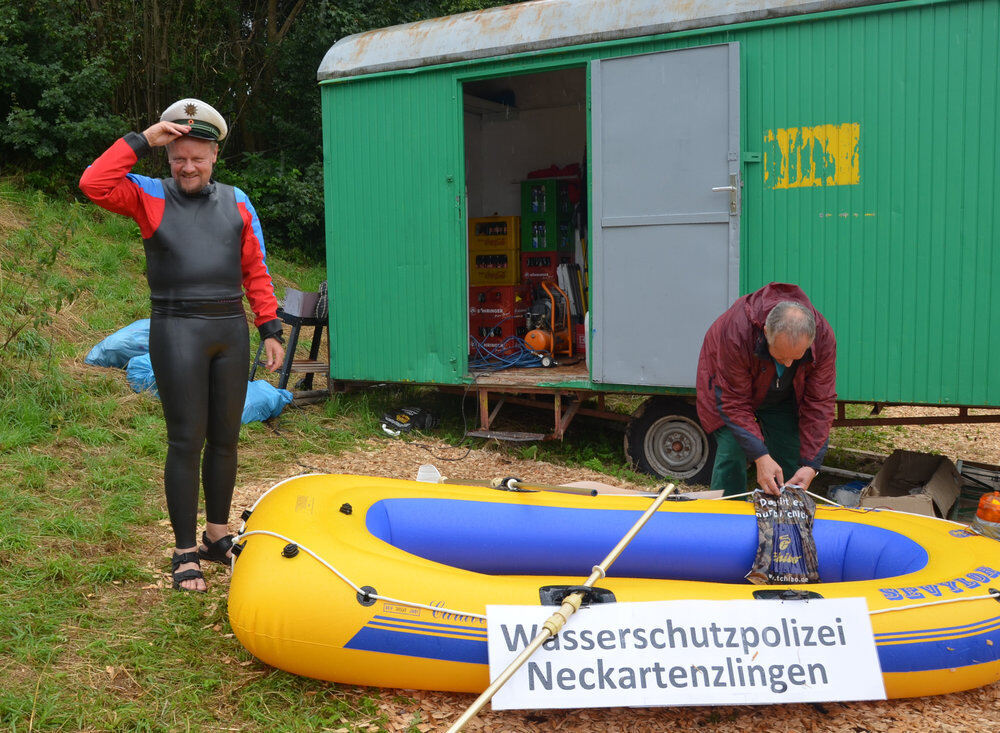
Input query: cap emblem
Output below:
<box><xmin>184</xmin><ymin>103</ymin><xmax>198</xmax><ymax>116</ymax></box>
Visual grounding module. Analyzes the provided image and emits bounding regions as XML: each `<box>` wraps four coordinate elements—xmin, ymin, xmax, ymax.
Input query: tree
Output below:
<box><xmin>0</xmin><ymin>2</ymin><xmax>126</xmax><ymax>184</ymax></box>
<box><xmin>1</xmin><ymin>0</ymin><xmax>523</xmax><ymax>256</ymax></box>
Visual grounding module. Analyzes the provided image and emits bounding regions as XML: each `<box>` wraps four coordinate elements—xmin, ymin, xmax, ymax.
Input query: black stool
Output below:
<box><xmin>250</xmin><ymin>307</ymin><xmax>328</xmax><ymax>393</ymax></box>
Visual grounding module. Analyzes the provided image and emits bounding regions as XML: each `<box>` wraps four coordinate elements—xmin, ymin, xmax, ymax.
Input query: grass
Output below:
<box><xmin>0</xmin><ymin>178</ymin><xmax>666</xmax><ymax>731</ymax></box>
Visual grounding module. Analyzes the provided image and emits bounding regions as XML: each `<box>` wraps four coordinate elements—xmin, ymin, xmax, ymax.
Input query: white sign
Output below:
<box><xmin>486</xmin><ymin>598</ymin><xmax>885</xmax><ymax>710</ymax></box>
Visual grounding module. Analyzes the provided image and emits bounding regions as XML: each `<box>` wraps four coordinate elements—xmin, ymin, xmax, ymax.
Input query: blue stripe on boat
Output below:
<box><xmin>345</xmin><ymin>626</ymin><xmax>488</xmax><ymax>664</ymax></box>
<box><xmin>876</xmin><ymin>625</ymin><xmax>1000</xmax><ymax>672</ymax></box>
<box><xmin>344</xmin><ymin>623</ymin><xmax>1000</xmax><ymax>673</ymax></box>
<box><xmin>370</xmin><ymin>614</ymin><xmax>486</xmax><ymax>634</ymax></box>
<box><xmin>368</xmin><ymin>621</ymin><xmax>487</xmax><ymax>641</ymax></box>
<box><xmin>875</xmin><ymin>614</ymin><xmax>1000</xmax><ymax>644</ymax></box>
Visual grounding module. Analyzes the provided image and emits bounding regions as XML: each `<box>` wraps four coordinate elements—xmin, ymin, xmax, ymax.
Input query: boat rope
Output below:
<box><xmin>707</xmin><ymin>488</ymin><xmax>843</xmax><ymax>507</ymax></box>
<box><xmin>236</xmin><ymin>529</ymin><xmax>488</xmax><ymax>621</ymax></box>
<box><xmin>235</xmin><ymin>528</ymin><xmax>999</xmax><ymax>629</ymax></box>
<box><xmin>706</xmin><ymin>487</ymin><xmax>978</xmax><ymax>528</ymax></box>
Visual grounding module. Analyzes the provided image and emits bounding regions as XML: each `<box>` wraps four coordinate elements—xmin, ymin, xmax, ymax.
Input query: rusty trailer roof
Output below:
<box><xmin>317</xmin><ymin>0</ymin><xmax>898</xmax><ymax>81</ymax></box>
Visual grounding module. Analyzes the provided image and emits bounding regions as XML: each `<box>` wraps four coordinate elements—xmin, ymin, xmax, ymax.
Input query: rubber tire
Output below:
<box><xmin>624</xmin><ymin>397</ymin><xmax>716</xmax><ymax>485</ymax></box>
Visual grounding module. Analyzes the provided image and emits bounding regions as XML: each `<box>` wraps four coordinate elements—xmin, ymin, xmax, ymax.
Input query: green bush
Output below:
<box><xmin>218</xmin><ymin>155</ymin><xmax>325</xmax><ymax>262</ymax></box>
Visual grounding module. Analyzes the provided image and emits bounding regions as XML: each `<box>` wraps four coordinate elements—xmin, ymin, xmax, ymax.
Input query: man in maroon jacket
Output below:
<box><xmin>696</xmin><ymin>283</ymin><xmax>837</xmax><ymax>497</ymax></box>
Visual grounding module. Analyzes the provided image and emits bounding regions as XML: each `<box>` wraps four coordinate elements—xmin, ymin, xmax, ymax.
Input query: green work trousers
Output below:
<box><xmin>711</xmin><ymin>401</ymin><xmax>801</xmax><ymax>497</ymax></box>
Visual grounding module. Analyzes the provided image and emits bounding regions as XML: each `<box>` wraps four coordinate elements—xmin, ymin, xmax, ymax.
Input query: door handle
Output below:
<box><xmin>713</xmin><ymin>175</ymin><xmax>740</xmax><ymax>215</ymax></box>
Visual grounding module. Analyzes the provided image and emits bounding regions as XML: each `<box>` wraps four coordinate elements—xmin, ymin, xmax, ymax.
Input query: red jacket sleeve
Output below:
<box><xmin>78</xmin><ymin>133</ymin><xmax>163</xmax><ymax>238</ymax></box>
<box><xmin>235</xmin><ymin>188</ymin><xmax>280</xmax><ymax>332</ymax></box>
<box><xmin>712</xmin><ymin>321</ymin><xmax>770</xmax><ymax>461</ymax></box>
<box><xmin>797</xmin><ymin>324</ymin><xmax>838</xmax><ymax>469</ymax></box>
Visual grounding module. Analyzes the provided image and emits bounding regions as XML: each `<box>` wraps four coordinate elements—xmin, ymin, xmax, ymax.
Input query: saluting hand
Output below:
<box><xmin>142</xmin><ymin>121</ymin><xmax>192</xmax><ymax>148</ymax></box>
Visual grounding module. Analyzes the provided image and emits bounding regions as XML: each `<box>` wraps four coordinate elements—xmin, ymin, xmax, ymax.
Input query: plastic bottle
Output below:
<box><xmin>971</xmin><ymin>492</ymin><xmax>1000</xmax><ymax>540</ymax></box>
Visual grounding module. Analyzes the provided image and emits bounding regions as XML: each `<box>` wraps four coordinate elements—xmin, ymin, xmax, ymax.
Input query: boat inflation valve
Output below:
<box><xmin>539</xmin><ymin>585</ymin><xmax>616</xmax><ymax>607</ymax></box>
<box><xmin>357</xmin><ymin>585</ymin><xmax>378</xmax><ymax>607</ymax></box>
<box><xmin>281</xmin><ymin>543</ymin><xmax>299</xmax><ymax>559</ymax></box>
<box><xmin>340</xmin><ymin>503</ymin><xmax>353</xmax><ymax>515</ymax></box>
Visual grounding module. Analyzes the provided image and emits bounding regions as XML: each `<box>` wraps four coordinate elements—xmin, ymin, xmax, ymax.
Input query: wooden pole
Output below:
<box><xmin>440</xmin><ymin>477</ymin><xmax>599</xmax><ymax>497</ymax></box>
<box><xmin>446</xmin><ymin>483</ymin><xmax>677</xmax><ymax>732</ymax></box>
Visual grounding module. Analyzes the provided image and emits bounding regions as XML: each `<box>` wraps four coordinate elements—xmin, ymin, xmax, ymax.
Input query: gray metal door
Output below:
<box><xmin>591</xmin><ymin>43</ymin><xmax>740</xmax><ymax>386</ymax></box>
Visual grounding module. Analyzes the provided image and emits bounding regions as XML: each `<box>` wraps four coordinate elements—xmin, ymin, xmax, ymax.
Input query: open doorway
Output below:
<box><xmin>462</xmin><ymin>67</ymin><xmax>588</xmax><ymax>381</ymax></box>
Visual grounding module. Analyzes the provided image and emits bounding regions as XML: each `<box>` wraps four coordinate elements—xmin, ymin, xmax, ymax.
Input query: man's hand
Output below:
<box><xmin>753</xmin><ymin>454</ymin><xmax>784</xmax><ymax>496</ymax></box>
<box><xmin>263</xmin><ymin>337</ymin><xmax>285</xmax><ymax>372</ymax></box>
<box><xmin>786</xmin><ymin>466</ymin><xmax>818</xmax><ymax>491</ymax></box>
<box><xmin>142</xmin><ymin>121</ymin><xmax>191</xmax><ymax>148</ymax></box>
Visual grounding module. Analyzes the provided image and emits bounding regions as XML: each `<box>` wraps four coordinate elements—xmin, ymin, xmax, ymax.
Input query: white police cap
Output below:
<box><xmin>160</xmin><ymin>98</ymin><xmax>228</xmax><ymax>141</ymax></box>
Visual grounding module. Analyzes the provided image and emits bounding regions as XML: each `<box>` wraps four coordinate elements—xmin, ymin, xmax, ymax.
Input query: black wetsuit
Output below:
<box><xmin>80</xmin><ymin>132</ymin><xmax>281</xmax><ymax>548</ymax></box>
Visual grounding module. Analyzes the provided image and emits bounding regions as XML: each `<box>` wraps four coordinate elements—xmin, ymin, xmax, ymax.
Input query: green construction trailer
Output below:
<box><xmin>316</xmin><ymin>0</ymin><xmax>1000</xmax><ymax>482</ymax></box>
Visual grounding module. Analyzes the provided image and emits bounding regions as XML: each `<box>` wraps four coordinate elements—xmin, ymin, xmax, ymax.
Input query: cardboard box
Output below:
<box><xmin>283</xmin><ymin>288</ymin><xmax>319</xmax><ymax>317</ymax></box>
<box><xmin>860</xmin><ymin>450</ymin><xmax>961</xmax><ymax>517</ymax></box>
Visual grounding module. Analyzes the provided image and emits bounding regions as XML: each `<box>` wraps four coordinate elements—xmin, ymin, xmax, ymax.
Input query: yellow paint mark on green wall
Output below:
<box><xmin>764</xmin><ymin>123</ymin><xmax>860</xmax><ymax>189</ymax></box>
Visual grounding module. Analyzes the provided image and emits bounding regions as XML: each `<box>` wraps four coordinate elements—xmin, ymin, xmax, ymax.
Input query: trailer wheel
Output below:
<box><xmin>625</xmin><ymin>397</ymin><xmax>715</xmax><ymax>485</ymax></box>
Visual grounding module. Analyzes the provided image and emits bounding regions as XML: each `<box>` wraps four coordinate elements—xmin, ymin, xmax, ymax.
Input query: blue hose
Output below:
<box><xmin>468</xmin><ymin>334</ymin><xmax>543</xmax><ymax>371</ymax></box>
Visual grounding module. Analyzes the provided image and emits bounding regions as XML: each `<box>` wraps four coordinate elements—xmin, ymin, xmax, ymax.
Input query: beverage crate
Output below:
<box><xmin>470</xmin><ymin>249</ymin><xmax>519</xmax><ymax>286</ymax></box>
<box><xmin>469</xmin><ymin>285</ymin><xmax>530</xmax><ymax>321</ymax></box>
<box><xmin>468</xmin><ymin>216</ymin><xmax>520</xmax><ymax>252</ymax></box>
<box><xmin>520</xmin><ymin>252</ymin><xmax>573</xmax><ymax>289</ymax></box>
<box><xmin>469</xmin><ymin>314</ymin><xmax>528</xmax><ymax>355</ymax></box>
<box><xmin>521</xmin><ymin>179</ymin><xmax>575</xmax><ymax>218</ymax></box>
<box><xmin>521</xmin><ymin>217</ymin><xmax>575</xmax><ymax>253</ymax></box>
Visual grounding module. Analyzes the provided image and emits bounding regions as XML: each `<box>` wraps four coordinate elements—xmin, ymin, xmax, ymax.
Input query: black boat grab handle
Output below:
<box><xmin>752</xmin><ymin>589</ymin><xmax>824</xmax><ymax>600</ymax></box>
<box><xmin>539</xmin><ymin>584</ymin><xmax>617</xmax><ymax>607</ymax></box>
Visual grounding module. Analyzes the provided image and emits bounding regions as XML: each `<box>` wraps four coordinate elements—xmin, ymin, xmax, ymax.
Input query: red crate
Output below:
<box><xmin>573</xmin><ymin>322</ymin><xmax>587</xmax><ymax>355</ymax></box>
<box><xmin>469</xmin><ymin>314</ymin><xmax>528</xmax><ymax>355</ymax></box>
<box><xmin>520</xmin><ymin>252</ymin><xmax>573</xmax><ymax>289</ymax></box>
<box><xmin>469</xmin><ymin>285</ymin><xmax>530</xmax><ymax>321</ymax></box>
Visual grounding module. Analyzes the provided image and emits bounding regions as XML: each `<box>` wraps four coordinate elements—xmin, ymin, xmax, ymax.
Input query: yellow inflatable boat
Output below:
<box><xmin>228</xmin><ymin>474</ymin><xmax>1000</xmax><ymax>699</ymax></box>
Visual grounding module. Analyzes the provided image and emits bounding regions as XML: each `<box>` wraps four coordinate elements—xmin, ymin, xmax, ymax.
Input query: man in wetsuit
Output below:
<box><xmin>695</xmin><ymin>283</ymin><xmax>837</xmax><ymax>498</ymax></box>
<box><xmin>80</xmin><ymin>98</ymin><xmax>285</xmax><ymax>591</ymax></box>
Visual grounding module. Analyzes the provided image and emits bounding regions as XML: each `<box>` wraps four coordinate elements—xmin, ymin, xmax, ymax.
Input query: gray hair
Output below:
<box><xmin>764</xmin><ymin>301</ymin><xmax>815</xmax><ymax>343</ymax></box>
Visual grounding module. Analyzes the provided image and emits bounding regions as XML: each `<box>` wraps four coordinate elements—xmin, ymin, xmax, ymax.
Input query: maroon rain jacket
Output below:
<box><xmin>695</xmin><ymin>283</ymin><xmax>837</xmax><ymax>470</ymax></box>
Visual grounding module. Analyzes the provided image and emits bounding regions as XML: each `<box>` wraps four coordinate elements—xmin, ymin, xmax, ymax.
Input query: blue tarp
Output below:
<box><xmin>89</xmin><ymin>320</ymin><xmax>292</xmax><ymax>423</ymax></box>
<box><xmin>85</xmin><ymin>319</ymin><xmax>150</xmax><ymax>368</ymax></box>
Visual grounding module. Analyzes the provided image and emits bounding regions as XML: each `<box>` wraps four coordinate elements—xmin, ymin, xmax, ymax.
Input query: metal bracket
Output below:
<box><xmin>539</xmin><ymin>585</ymin><xmax>617</xmax><ymax>607</ymax></box>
